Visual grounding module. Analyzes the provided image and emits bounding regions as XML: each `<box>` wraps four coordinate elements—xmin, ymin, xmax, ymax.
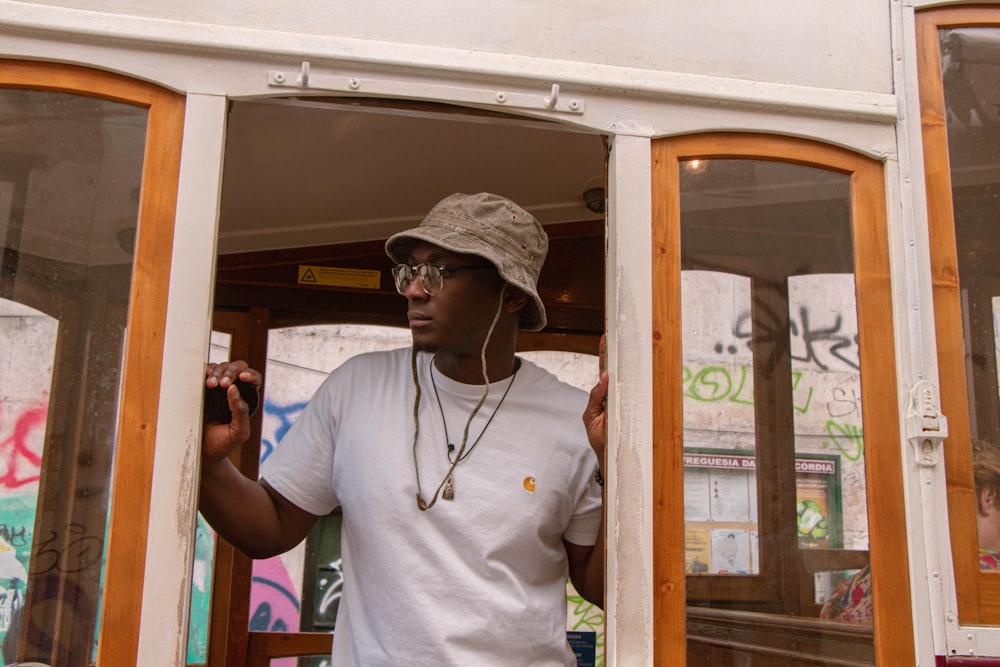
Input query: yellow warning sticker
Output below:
<box><xmin>298</xmin><ymin>265</ymin><xmax>381</xmax><ymax>289</ymax></box>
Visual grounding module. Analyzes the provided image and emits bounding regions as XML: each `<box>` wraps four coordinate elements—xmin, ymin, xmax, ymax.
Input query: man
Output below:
<box><xmin>200</xmin><ymin>192</ymin><xmax>608</xmax><ymax>665</ymax></box>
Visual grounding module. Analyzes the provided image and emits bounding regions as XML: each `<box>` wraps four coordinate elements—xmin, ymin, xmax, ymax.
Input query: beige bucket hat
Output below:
<box><xmin>385</xmin><ymin>192</ymin><xmax>548</xmax><ymax>331</ymax></box>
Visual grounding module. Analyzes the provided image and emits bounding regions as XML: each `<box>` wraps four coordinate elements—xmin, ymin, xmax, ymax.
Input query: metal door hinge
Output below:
<box><xmin>906</xmin><ymin>380</ymin><xmax>948</xmax><ymax>467</ymax></box>
<box><xmin>267</xmin><ymin>61</ymin><xmax>586</xmax><ymax>114</ymax></box>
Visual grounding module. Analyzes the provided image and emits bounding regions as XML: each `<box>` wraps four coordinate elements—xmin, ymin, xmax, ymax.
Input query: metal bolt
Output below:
<box><xmin>496</xmin><ymin>93</ymin><xmax>507</xmax><ymax>103</ymax></box>
<box><xmin>569</xmin><ymin>100</ymin><xmax>581</xmax><ymax>111</ymax></box>
<box><xmin>274</xmin><ymin>72</ymin><xmax>286</xmax><ymax>83</ymax></box>
<box><xmin>349</xmin><ymin>78</ymin><xmax>361</xmax><ymax>90</ymax></box>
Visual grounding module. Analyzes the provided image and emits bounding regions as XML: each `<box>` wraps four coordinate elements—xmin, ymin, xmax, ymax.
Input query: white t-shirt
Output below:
<box><xmin>261</xmin><ymin>347</ymin><xmax>603</xmax><ymax>666</ymax></box>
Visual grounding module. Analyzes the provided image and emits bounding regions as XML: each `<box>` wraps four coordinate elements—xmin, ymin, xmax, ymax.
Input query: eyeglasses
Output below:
<box><xmin>391</xmin><ymin>262</ymin><xmax>493</xmax><ymax>296</ymax></box>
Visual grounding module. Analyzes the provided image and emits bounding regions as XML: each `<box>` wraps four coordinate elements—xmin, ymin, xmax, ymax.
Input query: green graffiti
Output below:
<box><xmin>683</xmin><ymin>365</ymin><xmax>732</xmax><ymax>402</ymax></box>
<box><xmin>729</xmin><ymin>365</ymin><xmax>754</xmax><ymax>406</ymax></box>
<box><xmin>791</xmin><ymin>371</ymin><xmax>814</xmax><ymax>414</ymax></box>
<box><xmin>821</xmin><ymin>420</ymin><xmax>864</xmax><ymax>461</ymax></box>
<box><xmin>682</xmin><ymin>363</ymin><xmax>814</xmax><ymax>413</ymax></box>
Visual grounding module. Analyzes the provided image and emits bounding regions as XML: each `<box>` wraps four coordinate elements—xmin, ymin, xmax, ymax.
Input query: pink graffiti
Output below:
<box><xmin>250</xmin><ymin>556</ymin><xmax>301</xmax><ymax>667</ymax></box>
<box><xmin>0</xmin><ymin>404</ymin><xmax>46</xmax><ymax>489</ymax></box>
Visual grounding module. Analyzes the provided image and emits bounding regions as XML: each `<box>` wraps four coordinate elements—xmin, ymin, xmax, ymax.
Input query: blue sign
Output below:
<box><xmin>567</xmin><ymin>630</ymin><xmax>596</xmax><ymax>667</ymax></box>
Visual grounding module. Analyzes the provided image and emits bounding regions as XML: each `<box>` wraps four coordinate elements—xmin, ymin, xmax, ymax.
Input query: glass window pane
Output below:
<box><xmin>789</xmin><ymin>273</ymin><xmax>868</xmax><ymax>613</ymax></box>
<box><xmin>0</xmin><ymin>88</ymin><xmax>146</xmax><ymax>664</ymax></box>
<box><xmin>939</xmin><ymin>27</ymin><xmax>1000</xmax><ymax>575</ymax></box>
<box><xmin>680</xmin><ymin>158</ymin><xmax>874</xmax><ymax>662</ymax></box>
<box><xmin>682</xmin><ymin>271</ymin><xmax>759</xmax><ymax>576</ymax></box>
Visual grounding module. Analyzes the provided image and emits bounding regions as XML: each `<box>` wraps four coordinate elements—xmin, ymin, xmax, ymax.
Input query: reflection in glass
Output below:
<box><xmin>940</xmin><ymin>27</ymin><xmax>1000</xmax><ymax>573</ymax></box>
<box><xmin>0</xmin><ymin>89</ymin><xmax>146</xmax><ymax>664</ymax></box>
<box><xmin>680</xmin><ymin>158</ymin><xmax>875</xmax><ymax>662</ymax></box>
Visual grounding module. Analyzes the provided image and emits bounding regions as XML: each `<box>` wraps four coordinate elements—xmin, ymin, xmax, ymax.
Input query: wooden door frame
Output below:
<box><xmin>0</xmin><ymin>60</ymin><xmax>185</xmax><ymax>666</ymax></box>
<box><xmin>204</xmin><ymin>309</ymin><xmax>271</xmax><ymax>666</ymax></box>
<box><xmin>916</xmin><ymin>4</ymin><xmax>1000</xmax><ymax>626</ymax></box>
<box><xmin>651</xmin><ymin>132</ymin><xmax>914</xmax><ymax>665</ymax></box>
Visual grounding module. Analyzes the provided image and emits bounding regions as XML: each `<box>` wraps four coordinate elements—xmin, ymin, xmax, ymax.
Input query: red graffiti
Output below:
<box><xmin>0</xmin><ymin>404</ymin><xmax>46</xmax><ymax>489</ymax></box>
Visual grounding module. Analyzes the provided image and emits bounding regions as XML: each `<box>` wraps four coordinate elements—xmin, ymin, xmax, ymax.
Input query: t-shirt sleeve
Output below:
<box><xmin>260</xmin><ymin>377</ymin><xmax>340</xmax><ymax>517</ymax></box>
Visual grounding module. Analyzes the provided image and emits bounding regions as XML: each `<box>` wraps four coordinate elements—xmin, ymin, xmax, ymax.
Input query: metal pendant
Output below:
<box><xmin>443</xmin><ymin>472</ymin><xmax>455</xmax><ymax>500</ymax></box>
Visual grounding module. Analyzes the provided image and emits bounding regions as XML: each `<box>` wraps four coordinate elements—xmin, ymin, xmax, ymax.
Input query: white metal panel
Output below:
<box><xmin>0</xmin><ymin>2</ymin><xmax>897</xmax><ymax>124</ymax></box>
<box><xmin>139</xmin><ymin>93</ymin><xmax>227</xmax><ymax>667</ymax></box>
<box><xmin>13</xmin><ymin>0</ymin><xmax>893</xmax><ymax>93</ymax></box>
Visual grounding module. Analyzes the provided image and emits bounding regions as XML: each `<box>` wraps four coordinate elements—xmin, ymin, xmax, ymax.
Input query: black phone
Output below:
<box><xmin>203</xmin><ymin>379</ymin><xmax>260</xmax><ymax>424</ymax></box>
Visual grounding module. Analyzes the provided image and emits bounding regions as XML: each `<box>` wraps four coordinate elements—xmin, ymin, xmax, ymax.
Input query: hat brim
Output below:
<box><xmin>386</xmin><ymin>229</ymin><xmax>546</xmax><ymax>332</ymax></box>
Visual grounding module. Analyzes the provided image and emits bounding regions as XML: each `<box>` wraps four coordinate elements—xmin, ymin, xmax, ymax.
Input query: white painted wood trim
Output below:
<box><xmin>139</xmin><ymin>92</ymin><xmax>227</xmax><ymax>667</ymax></box>
<box><xmin>605</xmin><ymin>131</ymin><xmax>655</xmax><ymax>666</ymax></box>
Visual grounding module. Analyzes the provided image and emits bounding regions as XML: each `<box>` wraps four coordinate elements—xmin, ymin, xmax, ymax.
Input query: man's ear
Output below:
<box><xmin>979</xmin><ymin>487</ymin><xmax>997</xmax><ymax>517</ymax></box>
<box><xmin>504</xmin><ymin>286</ymin><xmax>530</xmax><ymax>314</ymax></box>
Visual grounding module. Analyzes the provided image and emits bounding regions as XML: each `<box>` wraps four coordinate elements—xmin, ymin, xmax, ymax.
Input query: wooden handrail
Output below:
<box><xmin>246</xmin><ymin>631</ymin><xmax>333</xmax><ymax>663</ymax></box>
<box><xmin>687</xmin><ymin>606</ymin><xmax>874</xmax><ymax>666</ymax></box>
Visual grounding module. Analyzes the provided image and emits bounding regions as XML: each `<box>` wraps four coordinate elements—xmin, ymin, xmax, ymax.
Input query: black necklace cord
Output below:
<box><xmin>431</xmin><ymin>357</ymin><xmax>517</xmax><ymax>463</ymax></box>
<box><xmin>412</xmin><ymin>285</ymin><xmax>507</xmax><ymax>511</ymax></box>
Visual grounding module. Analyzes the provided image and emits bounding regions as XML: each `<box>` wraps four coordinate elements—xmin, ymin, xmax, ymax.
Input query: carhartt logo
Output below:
<box><xmin>522</xmin><ymin>476</ymin><xmax>536</xmax><ymax>493</ymax></box>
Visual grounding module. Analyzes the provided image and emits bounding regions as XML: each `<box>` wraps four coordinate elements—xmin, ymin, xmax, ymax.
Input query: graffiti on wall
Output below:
<box><xmin>260</xmin><ymin>399</ymin><xmax>309</xmax><ymax>465</ymax></box>
<box><xmin>0</xmin><ymin>400</ymin><xmax>46</xmax><ymax>663</ymax></box>
<box><xmin>719</xmin><ymin>306</ymin><xmax>861</xmax><ymax>372</ymax></box>
<box><xmin>0</xmin><ymin>404</ymin><xmax>45</xmax><ymax>491</ymax></box>
<box><xmin>681</xmin><ymin>272</ymin><xmax>870</xmax><ymax>549</ymax></box>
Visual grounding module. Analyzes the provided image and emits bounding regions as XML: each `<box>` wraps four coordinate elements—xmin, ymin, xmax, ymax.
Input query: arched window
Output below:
<box><xmin>652</xmin><ymin>133</ymin><xmax>913</xmax><ymax>665</ymax></box>
<box><xmin>0</xmin><ymin>61</ymin><xmax>184</xmax><ymax>665</ymax></box>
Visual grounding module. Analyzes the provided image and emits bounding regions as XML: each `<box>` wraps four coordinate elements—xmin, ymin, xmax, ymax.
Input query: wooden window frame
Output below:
<box><xmin>916</xmin><ymin>5</ymin><xmax>1000</xmax><ymax>626</ymax></box>
<box><xmin>651</xmin><ymin>133</ymin><xmax>915</xmax><ymax>665</ymax></box>
<box><xmin>0</xmin><ymin>60</ymin><xmax>185</xmax><ymax>665</ymax></box>
<box><xmin>206</xmin><ymin>308</ymin><xmax>270</xmax><ymax>667</ymax></box>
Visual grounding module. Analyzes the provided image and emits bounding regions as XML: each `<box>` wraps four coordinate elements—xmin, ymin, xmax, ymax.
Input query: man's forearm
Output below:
<box><xmin>198</xmin><ymin>458</ymin><xmax>292</xmax><ymax>559</ymax></box>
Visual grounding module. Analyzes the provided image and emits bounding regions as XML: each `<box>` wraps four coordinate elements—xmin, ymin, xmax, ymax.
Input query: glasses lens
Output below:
<box><xmin>392</xmin><ymin>264</ymin><xmax>412</xmax><ymax>295</ymax></box>
<box><xmin>417</xmin><ymin>264</ymin><xmax>443</xmax><ymax>295</ymax></box>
